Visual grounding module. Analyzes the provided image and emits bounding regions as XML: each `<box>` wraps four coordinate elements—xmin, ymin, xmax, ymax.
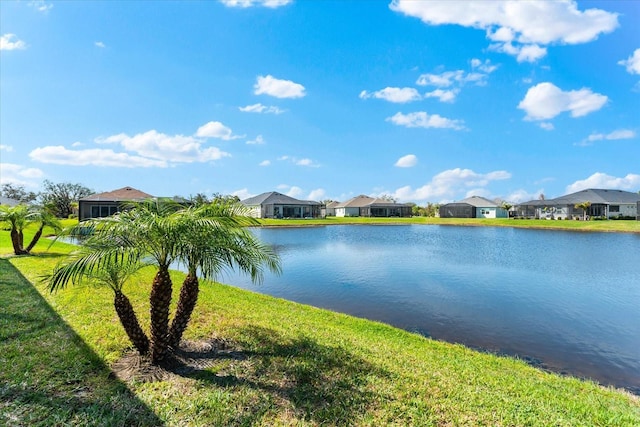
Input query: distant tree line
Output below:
<box><xmin>1</xmin><ymin>182</ymin><xmax>247</xmax><ymax>219</ymax></box>
<box><xmin>2</xmin><ymin>181</ymin><xmax>455</xmax><ymax>220</ymax></box>
<box><xmin>1</xmin><ymin>181</ymin><xmax>94</xmax><ymax>219</ymax></box>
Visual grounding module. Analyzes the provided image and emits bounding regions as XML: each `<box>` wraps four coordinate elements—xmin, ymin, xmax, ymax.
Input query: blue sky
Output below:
<box><xmin>1</xmin><ymin>0</ymin><xmax>638</xmax><ymax>204</ymax></box>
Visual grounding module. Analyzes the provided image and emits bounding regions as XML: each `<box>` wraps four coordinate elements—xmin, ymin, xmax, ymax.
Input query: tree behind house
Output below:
<box><xmin>39</xmin><ymin>180</ymin><xmax>93</xmax><ymax>218</ymax></box>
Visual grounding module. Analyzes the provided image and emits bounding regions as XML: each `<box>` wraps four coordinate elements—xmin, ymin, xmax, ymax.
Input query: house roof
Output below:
<box><xmin>325</xmin><ymin>201</ymin><xmax>340</xmax><ymax>208</ymax></box>
<box><xmin>335</xmin><ymin>195</ymin><xmax>409</xmax><ymax>208</ymax></box>
<box><xmin>80</xmin><ymin>186</ymin><xmax>153</xmax><ymax>202</ymax></box>
<box><xmin>547</xmin><ymin>188</ymin><xmax>640</xmax><ymax>205</ymax></box>
<box><xmin>0</xmin><ymin>196</ymin><xmax>20</xmax><ymax>206</ymax></box>
<box><xmin>516</xmin><ymin>199</ymin><xmax>548</xmax><ymax>207</ymax></box>
<box><xmin>241</xmin><ymin>191</ymin><xmax>321</xmax><ymax>206</ymax></box>
<box><xmin>454</xmin><ymin>196</ymin><xmax>501</xmax><ymax>208</ymax></box>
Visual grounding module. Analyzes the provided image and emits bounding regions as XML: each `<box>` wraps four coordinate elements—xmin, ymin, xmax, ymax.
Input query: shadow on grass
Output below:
<box><xmin>186</xmin><ymin>325</ymin><xmax>393</xmax><ymax>425</ymax></box>
<box><xmin>0</xmin><ymin>258</ymin><xmax>164</xmax><ymax>426</ymax></box>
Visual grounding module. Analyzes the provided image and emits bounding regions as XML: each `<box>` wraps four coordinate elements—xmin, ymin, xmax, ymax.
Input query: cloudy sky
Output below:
<box><xmin>1</xmin><ymin>0</ymin><xmax>638</xmax><ymax>203</ymax></box>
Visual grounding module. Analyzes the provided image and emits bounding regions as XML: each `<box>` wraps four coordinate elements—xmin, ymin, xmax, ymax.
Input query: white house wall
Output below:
<box><xmin>476</xmin><ymin>207</ymin><xmax>508</xmax><ymax>219</ymax></box>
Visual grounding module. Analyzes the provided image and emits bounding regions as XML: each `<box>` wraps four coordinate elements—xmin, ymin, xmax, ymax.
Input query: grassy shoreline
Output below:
<box><xmin>258</xmin><ymin>216</ymin><xmax>640</xmax><ymax>233</ymax></box>
<box><xmin>2</xmin><ymin>223</ymin><xmax>639</xmax><ymax>425</ymax></box>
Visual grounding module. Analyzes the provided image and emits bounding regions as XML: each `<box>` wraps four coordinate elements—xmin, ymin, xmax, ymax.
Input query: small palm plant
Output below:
<box><xmin>168</xmin><ymin>201</ymin><xmax>281</xmax><ymax>348</ymax></box>
<box><xmin>0</xmin><ymin>204</ymin><xmax>61</xmax><ymax>255</ymax></box>
<box><xmin>574</xmin><ymin>201</ymin><xmax>591</xmax><ymax>221</ymax></box>
<box><xmin>46</xmin><ymin>198</ymin><xmax>281</xmax><ymax>366</ymax></box>
<box><xmin>47</xmin><ymin>240</ymin><xmax>150</xmax><ymax>354</ymax></box>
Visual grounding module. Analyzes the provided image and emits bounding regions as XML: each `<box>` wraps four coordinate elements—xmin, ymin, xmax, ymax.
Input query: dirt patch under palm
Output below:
<box><xmin>111</xmin><ymin>338</ymin><xmax>245</xmax><ymax>383</ymax></box>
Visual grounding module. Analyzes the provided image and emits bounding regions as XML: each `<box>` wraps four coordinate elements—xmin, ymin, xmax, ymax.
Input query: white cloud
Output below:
<box><xmin>196</xmin><ymin>121</ymin><xmax>243</xmax><ymax>140</ymax></box>
<box><xmin>618</xmin><ymin>49</ymin><xmax>640</xmax><ymax>75</ymax></box>
<box><xmin>416</xmin><ymin>61</ymin><xmax>496</xmax><ymax>102</ymax></box>
<box><xmin>95</xmin><ymin>41</ymin><xmax>106</xmax><ymax>48</ymax></box>
<box><xmin>576</xmin><ymin>129</ymin><xmax>636</xmax><ymax>146</ymax></box>
<box><xmin>391</xmin><ymin>0</ymin><xmax>618</xmax><ymax>62</ymax></box>
<box><xmin>239</xmin><ymin>103</ymin><xmax>285</xmax><ymax>114</ymax></box>
<box><xmin>391</xmin><ymin>168</ymin><xmax>511</xmax><ymax>203</ymax></box>
<box><xmin>539</xmin><ymin>122</ymin><xmax>555</xmax><ymax>131</ymax></box>
<box><xmin>221</xmin><ymin>0</ymin><xmax>291</xmax><ymax>8</ymax></box>
<box><xmin>394</xmin><ymin>154</ymin><xmax>418</xmax><ymax>168</ymax></box>
<box><xmin>232</xmin><ymin>188</ymin><xmax>254</xmax><ymax>200</ymax></box>
<box><xmin>0</xmin><ymin>163</ymin><xmax>44</xmax><ymax>179</ymax></box>
<box><xmin>416</xmin><ymin>70</ymin><xmax>465</xmax><ymax>87</ymax></box>
<box><xmin>506</xmin><ymin>189</ymin><xmax>544</xmax><ymax>204</ymax></box>
<box><xmin>518</xmin><ymin>82</ymin><xmax>608</xmax><ymax>121</ymax></box>
<box><xmin>490</xmin><ymin>42</ymin><xmax>547</xmax><ymax>63</ymax></box>
<box><xmin>280</xmin><ymin>185</ymin><xmax>304</xmax><ymax>198</ymax></box>
<box><xmin>1</xmin><ymin>34</ymin><xmax>27</xmax><ymax>51</ymax></box>
<box><xmin>28</xmin><ymin>1</ymin><xmax>53</xmax><ymax>13</ymax></box>
<box><xmin>254</xmin><ymin>75</ymin><xmax>306</xmax><ymax>99</ymax></box>
<box><xmin>295</xmin><ymin>158</ymin><xmax>320</xmax><ymax>167</ymax></box>
<box><xmin>259</xmin><ymin>160</ymin><xmax>271</xmax><ymax>166</ymax></box>
<box><xmin>308</xmin><ymin>188</ymin><xmax>326</xmax><ymax>201</ymax></box>
<box><xmin>29</xmin><ymin>146</ymin><xmax>168</xmax><ymax>168</ymax></box>
<box><xmin>423</xmin><ymin>89</ymin><xmax>458</xmax><ymax>103</ymax></box>
<box><xmin>246</xmin><ymin>135</ymin><xmax>265</xmax><ymax>145</ymax></box>
<box><xmin>0</xmin><ymin>163</ymin><xmax>44</xmax><ymax>188</ymax></box>
<box><xmin>276</xmin><ymin>155</ymin><xmax>320</xmax><ymax>167</ymax></box>
<box><xmin>471</xmin><ymin>58</ymin><xmax>498</xmax><ymax>73</ymax></box>
<box><xmin>99</xmin><ymin>130</ymin><xmax>231</xmax><ymax>163</ymax></box>
<box><xmin>566</xmin><ymin>173</ymin><xmax>640</xmax><ymax>193</ymax></box>
<box><xmin>0</xmin><ymin>145</ymin><xmax>14</xmax><ymax>152</ymax></box>
<box><xmin>386</xmin><ymin>111</ymin><xmax>465</xmax><ymax>130</ymax></box>
<box><xmin>359</xmin><ymin>87</ymin><xmax>422</xmax><ymax>103</ymax></box>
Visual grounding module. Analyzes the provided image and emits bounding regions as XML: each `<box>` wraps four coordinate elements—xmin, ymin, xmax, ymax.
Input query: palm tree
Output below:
<box><xmin>574</xmin><ymin>201</ymin><xmax>591</xmax><ymax>221</ymax></box>
<box><xmin>47</xmin><ymin>198</ymin><xmax>281</xmax><ymax>366</ymax></box>
<box><xmin>0</xmin><ymin>204</ymin><xmax>61</xmax><ymax>255</ymax></box>
<box><xmin>168</xmin><ymin>201</ymin><xmax>281</xmax><ymax>348</ymax></box>
<box><xmin>47</xmin><ymin>242</ymin><xmax>150</xmax><ymax>354</ymax></box>
<box><xmin>501</xmin><ymin>202</ymin><xmax>513</xmax><ymax>218</ymax></box>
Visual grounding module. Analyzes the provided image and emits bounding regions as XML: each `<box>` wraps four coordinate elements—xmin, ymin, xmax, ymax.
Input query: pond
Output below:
<box><xmin>219</xmin><ymin>225</ymin><xmax>640</xmax><ymax>394</ymax></box>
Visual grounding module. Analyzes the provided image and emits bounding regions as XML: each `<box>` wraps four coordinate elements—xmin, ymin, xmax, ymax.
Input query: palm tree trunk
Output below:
<box><xmin>25</xmin><ymin>224</ymin><xmax>44</xmax><ymax>253</ymax></box>
<box><xmin>149</xmin><ymin>267</ymin><xmax>173</xmax><ymax>364</ymax></box>
<box><xmin>10</xmin><ymin>229</ymin><xmax>27</xmax><ymax>255</ymax></box>
<box><xmin>114</xmin><ymin>290</ymin><xmax>149</xmax><ymax>355</ymax></box>
<box><xmin>168</xmin><ymin>274</ymin><xmax>199</xmax><ymax>348</ymax></box>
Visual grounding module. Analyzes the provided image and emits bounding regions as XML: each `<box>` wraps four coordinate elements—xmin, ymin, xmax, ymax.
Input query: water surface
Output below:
<box><xmin>218</xmin><ymin>225</ymin><xmax>640</xmax><ymax>393</ymax></box>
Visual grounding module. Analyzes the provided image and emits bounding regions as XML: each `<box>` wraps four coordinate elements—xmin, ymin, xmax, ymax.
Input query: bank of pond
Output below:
<box><xmin>2</xmin><ymin>222</ymin><xmax>639</xmax><ymax>425</ymax></box>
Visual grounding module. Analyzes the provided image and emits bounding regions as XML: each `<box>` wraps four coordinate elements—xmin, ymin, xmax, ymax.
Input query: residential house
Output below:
<box><xmin>517</xmin><ymin>188</ymin><xmax>640</xmax><ymax>220</ymax></box>
<box><xmin>0</xmin><ymin>197</ymin><xmax>20</xmax><ymax>207</ymax></box>
<box><xmin>334</xmin><ymin>195</ymin><xmax>412</xmax><ymax>217</ymax></box>
<box><xmin>78</xmin><ymin>186</ymin><xmax>153</xmax><ymax>221</ymax></box>
<box><xmin>439</xmin><ymin>196</ymin><xmax>508</xmax><ymax>219</ymax></box>
<box><xmin>322</xmin><ymin>201</ymin><xmax>340</xmax><ymax>217</ymax></box>
<box><xmin>241</xmin><ymin>191</ymin><xmax>322</xmax><ymax>219</ymax></box>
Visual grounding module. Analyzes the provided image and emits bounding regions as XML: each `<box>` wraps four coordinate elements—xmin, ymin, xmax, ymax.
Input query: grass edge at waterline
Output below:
<box><xmin>1</xmin><ymin>225</ymin><xmax>639</xmax><ymax>426</ymax></box>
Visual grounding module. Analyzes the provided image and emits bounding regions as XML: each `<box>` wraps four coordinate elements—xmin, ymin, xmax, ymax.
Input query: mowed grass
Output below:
<box><xmin>259</xmin><ymin>215</ymin><xmax>640</xmax><ymax>233</ymax></box>
<box><xmin>1</xmin><ymin>222</ymin><xmax>639</xmax><ymax>426</ymax></box>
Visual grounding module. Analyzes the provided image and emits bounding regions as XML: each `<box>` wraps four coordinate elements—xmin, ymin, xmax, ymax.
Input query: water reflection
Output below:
<box><xmin>220</xmin><ymin>225</ymin><xmax>640</xmax><ymax>394</ymax></box>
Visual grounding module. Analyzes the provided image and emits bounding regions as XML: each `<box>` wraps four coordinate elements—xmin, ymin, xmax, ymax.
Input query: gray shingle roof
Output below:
<box><xmin>241</xmin><ymin>191</ymin><xmax>320</xmax><ymax>206</ymax></box>
<box><xmin>335</xmin><ymin>195</ymin><xmax>410</xmax><ymax>208</ymax></box>
<box><xmin>456</xmin><ymin>196</ymin><xmax>500</xmax><ymax>208</ymax></box>
<box><xmin>0</xmin><ymin>196</ymin><xmax>20</xmax><ymax>206</ymax></box>
<box><xmin>548</xmin><ymin>189</ymin><xmax>640</xmax><ymax>205</ymax></box>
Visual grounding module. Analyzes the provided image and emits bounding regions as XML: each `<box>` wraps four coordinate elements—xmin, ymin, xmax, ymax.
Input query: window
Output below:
<box><xmin>610</xmin><ymin>205</ymin><xmax>620</xmax><ymax>213</ymax></box>
<box><xmin>90</xmin><ymin>204</ymin><xmax>119</xmax><ymax>218</ymax></box>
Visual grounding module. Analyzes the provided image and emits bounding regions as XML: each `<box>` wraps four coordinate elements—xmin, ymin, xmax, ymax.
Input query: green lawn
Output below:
<box><xmin>259</xmin><ymin>215</ymin><xmax>640</xmax><ymax>233</ymax></box>
<box><xmin>1</xmin><ymin>223</ymin><xmax>639</xmax><ymax>426</ymax></box>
